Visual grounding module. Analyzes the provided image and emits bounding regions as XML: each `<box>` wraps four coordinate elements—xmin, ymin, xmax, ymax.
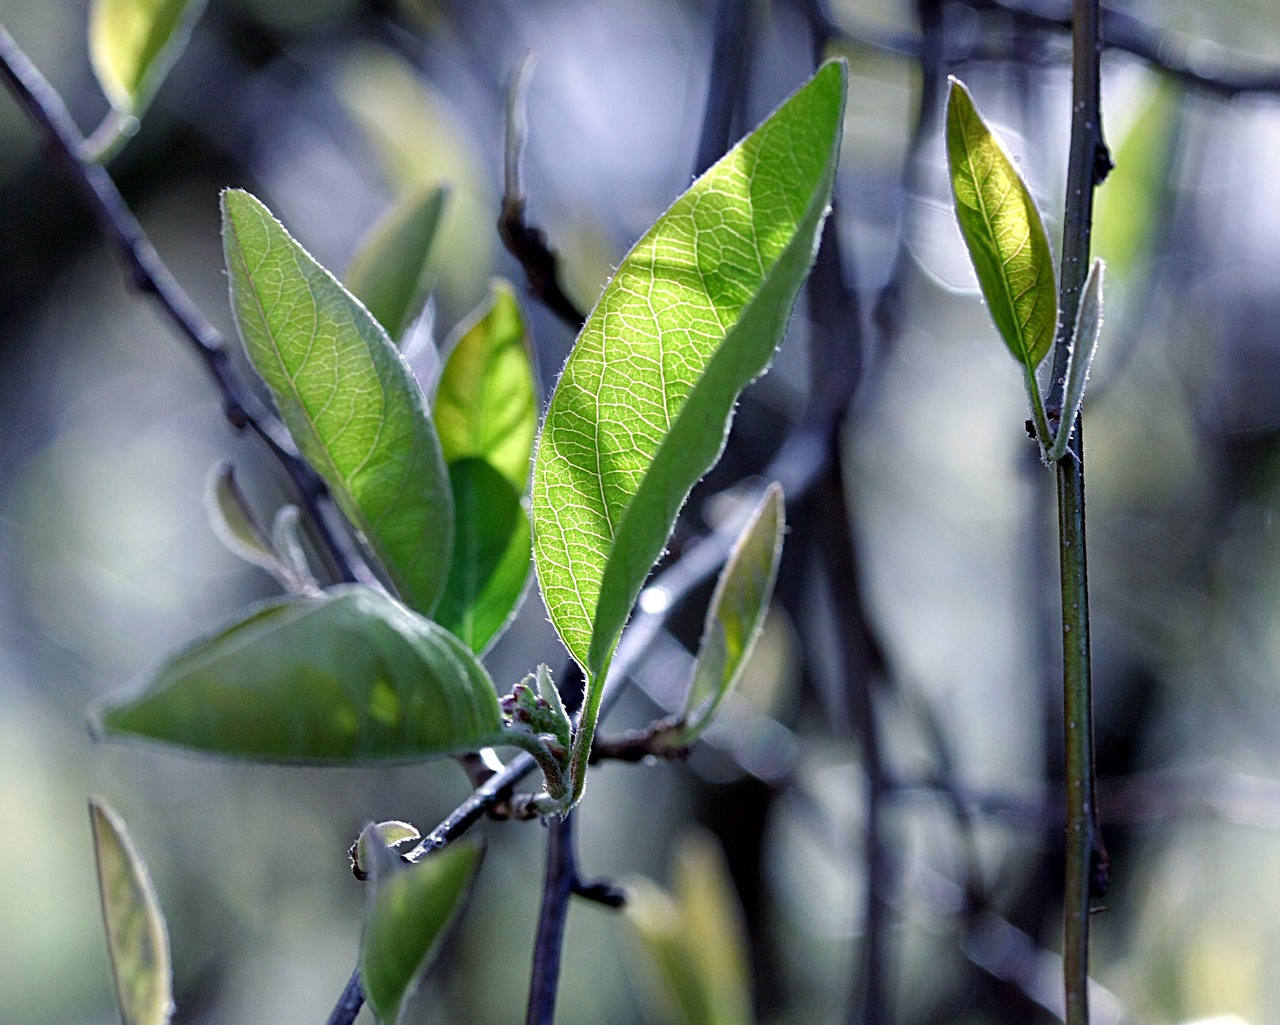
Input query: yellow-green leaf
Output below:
<box><xmin>946</xmin><ymin>78</ymin><xmax>1058</xmax><ymax>371</ymax></box>
<box><xmin>222</xmin><ymin>189</ymin><xmax>453</xmax><ymax>616</ymax></box>
<box><xmin>89</xmin><ymin>0</ymin><xmax>205</xmax><ymax>115</ymax></box>
<box><xmin>89</xmin><ymin>797</ymin><xmax>174</xmax><ymax>1025</ymax></box>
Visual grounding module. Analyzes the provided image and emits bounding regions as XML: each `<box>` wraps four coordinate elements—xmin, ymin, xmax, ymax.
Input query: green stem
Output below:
<box><xmin>569</xmin><ymin>664</ymin><xmax>605</xmax><ymax>805</ymax></box>
<box><xmin>1054</xmin><ymin>1</ymin><xmax>1111</xmax><ymax>1023</ymax></box>
<box><xmin>1023</xmin><ymin>362</ymin><xmax>1053</xmax><ymax>459</ymax></box>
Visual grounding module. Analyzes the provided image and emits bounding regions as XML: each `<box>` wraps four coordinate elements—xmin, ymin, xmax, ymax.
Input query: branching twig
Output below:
<box><xmin>525</xmin><ymin>813</ymin><xmax>578</xmax><ymax>1025</ymax></box>
<box><xmin>0</xmin><ymin>23</ymin><xmax>360</xmax><ymax>585</ymax></box>
<box><xmin>498</xmin><ymin>54</ymin><xmax>586</xmax><ymax>333</ymax></box>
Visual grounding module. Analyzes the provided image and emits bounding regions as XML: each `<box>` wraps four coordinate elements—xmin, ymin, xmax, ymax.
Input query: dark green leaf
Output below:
<box><xmin>946</xmin><ymin>78</ymin><xmax>1058</xmax><ymax>371</ymax></box>
<box><xmin>361</xmin><ymin>841</ymin><xmax>482</xmax><ymax>1025</ymax></box>
<box><xmin>433</xmin><ymin>459</ymin><xmax>531</xmax><ymax>653</ymax></box>
<box><xmin>95</xmin><ymin>586</ymin><xmax>506</xmax><ymax>764</ymax></box>
<box><xmin>89</xmin><ymin>797</ymin><xmax>173</xmax><ymax>1025</ymax></box>
<box><xmin>344</xmin><ymin>186</ymin><xmax>448</xmax><ymax>343</ymax></box>
<box><xmin>222</xmin><ymin>190</ymin><xmax>453</xmax><ymax>616</ymax></box>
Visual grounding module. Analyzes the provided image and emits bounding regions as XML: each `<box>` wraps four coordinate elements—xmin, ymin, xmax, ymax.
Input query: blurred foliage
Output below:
<box><xmin>3</xmin><ymin>0</ymin><xmax>1280</xmax><ymax>1024</ymax></box>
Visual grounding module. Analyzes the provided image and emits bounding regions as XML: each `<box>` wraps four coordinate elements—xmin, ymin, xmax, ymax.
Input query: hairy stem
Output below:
<box><xmin>1053</xmin><ymin>1</ymin><xmax>1111</xmax><ymax>1022</ymax></box>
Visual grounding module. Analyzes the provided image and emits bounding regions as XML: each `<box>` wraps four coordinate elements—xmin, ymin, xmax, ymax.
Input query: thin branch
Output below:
<box><xmin>498</xmin><ymin>54</ymin><xmax>586</xmax><ymax>333</ymax></box>
<box><xmin>324</xmin><ymin>969</ymin><xmax>364</xmax><ymax>1025</ymax></box>
<box><xmin>0</xmin><ymin>23</ymin><xmax>360</xmax><ymax>585</ymax></box>
<box><xmin>524</xmin><ymin>813</ymin><xmax>578</xmax><ymax>1025</ymax></box>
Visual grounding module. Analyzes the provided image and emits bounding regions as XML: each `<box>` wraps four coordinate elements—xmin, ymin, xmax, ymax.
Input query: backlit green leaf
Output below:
<box><xmin>432</xmin><ymin>282</ymin><xmax>536</xmax><ymax>651</ymax></box>
<box><xmin>344</xmin><ymin>186</ymin><xmax>448</xmax><ymax>343</ymax></box>
<box><xmin>89</xmin><ymin>0</ymin><xmax>205</xmax><ymax>115</ymax></box>
<box><xmin>94</xmin><ymin>586</ymin><xmax>506</xmax><ymax>763</ymax></box>
<box><xmin>350</xmin><ymin>820</ymin><xmax>421</xmax><ymax>881</ymax></box>
<box><xmin>434</xmin><ymin>280</ymin><xmax>537</xmax><ymax>489</ymax></box>
<box><xmin>361</xmin><ymin>841</ymin><xmax>482</xmax><ymax>1025</ymax></box>
<box><xmin>89</xmin><ymin>797</ymin><xmax>173</xmax><ymax>1025</ymax></box>
<box><xmin>222</xmin><ymin>190</ymin><xmax>453</xmax><ymax>616</ymax></box>
<box><xmin>680</xmin><ymin>484</ymin><xmax>784</xmax><ymax>741</ymax></box>
<box><xmin>946</xmin><ymin>78</ymin><xmax>1058</xmax><ymax>371</ymax></box>
<box><xmin>532</xmin><ymin>60</ymin><xmax>845</xmax><ymax>687</ymax></box>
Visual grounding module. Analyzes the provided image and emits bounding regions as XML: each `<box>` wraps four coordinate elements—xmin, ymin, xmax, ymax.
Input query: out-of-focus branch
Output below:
<box><xmin>692</xmin><ymin>0</ymin><xmax>757</xmax><ymax>177</ymax></box>
<box><xmin>0</xmin><ymin>23</ymin><xmax>360</xmax><ymax>585</ymax></box>
<box><xmin>498</xmin><ymin>54</ymin><xmax>586</xmax><ymax>333</ymax></box>
<box><xmin>525</xmin><ymin>813</ymin><xmax>578</xmax><ymax>1025</ymax></box>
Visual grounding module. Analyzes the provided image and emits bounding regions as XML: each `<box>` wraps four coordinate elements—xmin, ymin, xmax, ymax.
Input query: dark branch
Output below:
<box><xmin>498</xmin><ymin>54</ymin><xmax>586</xmax><ymax>332</ymax></box>
<box><xmin>692</xmin><ymin>0</ymin><xmax>757</xmax><ymax>177</ymax></box>
<box><xmin>0</xmin><ymin>23</ymin><xmax>360</xmax><ymax>585</ymax></box>
<box><xmin>525</xmin><ymin>813</ymin><xmax>578</xmax><ymax>1025</ymax></box>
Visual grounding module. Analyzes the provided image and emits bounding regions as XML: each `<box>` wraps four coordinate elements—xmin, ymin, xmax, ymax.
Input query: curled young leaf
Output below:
<box><xmin>350</xmin><ymin>820</ymin><xmax>422</xmax><ymax>881</ymax></box>
<box><xmin>361</xmin><ymin>840</ymin><xmax>483</xmax><ymax>1025</ymax></box>
<box><xmin>946</xmin><ymin>79</ymin><xmax>1058</xmax><ymax>375</ymax></box>
<box><xmin>678</xmin><ymin>484</ymin><xmax>785</xmax><ymax>742</ymax></box>
<box><xmin>1045</xmin><ymin>258</ymin><xmax>1105</xmax><ymax>463</ymax></box>
<box><xmin>222</xmin><ymin>189</ymin><xmax>453</xmax><ymax>617</ymax></box>
<box><xmin>89</xmin><ymin>797</ymin><xmax>174</xmax><ymax>1025</ymax></box>
<box><xmin>94</xmin><ymin>586</ymin><xmax>506</xmax><ymax>764</ymax></box>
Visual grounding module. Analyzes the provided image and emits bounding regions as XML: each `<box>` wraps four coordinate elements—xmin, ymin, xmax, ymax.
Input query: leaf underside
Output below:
<box><xmin>531</xmin><ymin>60</ymin><xmax>847</xmax><ymax>682</ymax></box>
<box><xmin>946</xmin><ymin>78</ymin><xmax>1058</xmax><ymax>372</ymax></box>
<box><xmin>222</xmin><ymin>189</ymin><xmax>453</xmax><ymax>616</ymax></box>
<box><xmin>682</xmin><ymin>483</ymin><xmax>785</xmax><ymax>740</ymax></box>
<box><xmin>90</xmin><ymin>797</ymin><xmax>174</xmax><ymax>1025</ymax></box>
<box><xmin>361</xmin><ymin>841</ymin><xmax>482</xmax><ymax>1025</ymax></box>
<box><xmin>95</xmin><ymin>586</ymin><xmax>506</xmax><ymax>764</ymax></box>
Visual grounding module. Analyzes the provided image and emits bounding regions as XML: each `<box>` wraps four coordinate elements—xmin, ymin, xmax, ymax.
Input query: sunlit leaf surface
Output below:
<box><xmin>361</xmin><ymin>841</ymin><xmax>482</xmax><ymax>1024</ymax></box>
<box><xmin>222</xmin><ymin>190</ymin><xmax>453</xmax><ymax>616</ymax></box>
<box><xmin>433</xmin><ymin>282</ymin><xmax>536</xmax><ymax>651</ymax></box>
<box><xmin>95</xmin><ymin>586</ymin><xmax>506</xmax><ymax>763</ymax></box>
<box><xmin>89</xmin><ymin>0</ymin><xmax>205</xmax><ymax>114</ymax></box>
<box><xmin>946</xmin><ymin>78</ymin><xmax>1058</xmax><ymax>371</ymax></box>
<box><xmin>680</xmin><ymin>484</ymin><xmax>784</xmax><ymax>741</ymax></box>
<box><xmin>345</xmin><ymin>186</ymin><xmax>448</xmax><ymax>343</ymax></box>
<box><xmin>89</xmin><ymin>797</ymin><xmax>173</xmax><ymax>1025</ymax></box>
<box><xmin>532</xmin><ymin>60</ymin><xmax>846</xmax><ymax>687</ymax></box>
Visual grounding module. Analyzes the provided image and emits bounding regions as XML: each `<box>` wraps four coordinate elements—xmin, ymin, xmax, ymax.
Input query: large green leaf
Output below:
<box><xmin>344</xmin><ymin>186</ymin><xmax>448</xmax><ymax>343</ymax></box>
<box><xmin>94</xmin><ymin>586</ymin><xmax>506</xmax><ymax>763</ymax></box>
<box><xmin>946</xmin><ymin>78</ymin><xmax>1058</xmax><ymax>372</ymax></box>
<box><xmin>89</xmin><ymin>797</ymin><xmax>173</xmax><ymax>1025</ymax></box>
<box><xmin>532</xmin><ymin>60</ymin><xmax>846</xmax><ymax>687</ymax></box>
<box><xmin>361</xmin><ymin>841</ymin><xmax>482</xmax><ymax>1025</ymax></box>
<box><xmin>89</xmin><ymin>0</ymin><xmax>205</xmax><ymax>115</ymax></box>
<box><xmin>679</xmin><ymin>484</ymin><xmax>784</xmax><ymax>742</ymax></box>
<box><xmin>222</xmin><ymin>190</ymin><xmax>453</xmax><ymax>616</ymax></box>
<box><xmin>432</xmin><ymin>282</ymin><xmax>537</xmax><ymax>651</ymax></box>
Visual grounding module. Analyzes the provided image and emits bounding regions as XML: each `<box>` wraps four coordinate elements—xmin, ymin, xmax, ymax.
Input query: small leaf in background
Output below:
<box><xmin>345</xmin><ymin>186</ymin><xmax>448</xmax><ymax>344</ymax></box>
<box><xmin>431</xmin><ymin>282</ymin><xmax>536</xmax><ymax>651</ymax></box>
<box><xmin>350</xmin><ymin>820</ymin><xmax>422</xmax><ymax>881</ymax></box>
<box><xmin>89</xmin><ymin>797</ymin><xmax>174</xmax><ymax>1025</ymax></box>
<box><xmin>94</xmin><ymin>585</ymin><xmax>507</xmax><ymax>763</ymax></box>
<box><xmin>222</xmin><ymin>189</ymin><xmax>453</xmax><ymax>617</ymax></box>
<box><xmin>205</xmin><ymin>463</ymin><xmax>316</xmax><ymax>593</ymax></box>
<box><xmin>269</xmin><ymin>504</ymin><xmax>320</xmax><ymax>592</ymax></box>
<box><xmin>946</xmin><ymin>78</ymin><xmax>1058</xmax><ymax>372</ymax></box>
<box><xmin>678</xmin><ymin>484</ymin><xmax>785</xmax><ymax>742</ymax></box>
<box><xmin>624</xmin><ymin>830</ymin><xmax>753</xmax><ymax>1025</ymax></box>
<box><xmin>531</xmin><ymin>60</ymin><xmax>846</xmax><ymax>690</ymax></box>
<box><xmin>1093</xmin><ymin>75</ymin><xmax>1178</xmax><ymax>287</ymax></box>
<box><xmin>89</xmin><ymin>0</ymin><xmax>206</xmax><ymax>116</ymax></box>
<box><xmin>361</xmin><ymin>840</ymin><xmax>483</xmax><ymax>1025</ymax></box>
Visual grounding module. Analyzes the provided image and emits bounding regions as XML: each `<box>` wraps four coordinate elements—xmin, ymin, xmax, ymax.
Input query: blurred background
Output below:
<box><xmin>2</xmin><ymin>0</ymin><xmax>1280</xmax><ymax>1023</ymax></box>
